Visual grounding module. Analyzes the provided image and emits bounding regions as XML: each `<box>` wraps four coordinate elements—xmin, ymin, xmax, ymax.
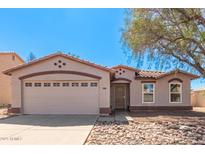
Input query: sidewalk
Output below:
<box><xmin>98</xmin><ymin>111</ymin><xmax>133</xmax><ymax>123</ymax></box>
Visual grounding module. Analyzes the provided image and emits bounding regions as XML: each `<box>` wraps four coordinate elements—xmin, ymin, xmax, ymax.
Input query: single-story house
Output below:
<box><xmin>3</xmin><ymin>53</ymin><xmax>199</xmax><ymax>114</ymax></box>
<box><xmin>0</xmin><ymin>52</ymin><xmax>24</xmax><ymax>106</ymax></box>
<box><xmin>191</xmin><ymin>88</ymin><xmax>205</xmax><ymax>107</ymax></box>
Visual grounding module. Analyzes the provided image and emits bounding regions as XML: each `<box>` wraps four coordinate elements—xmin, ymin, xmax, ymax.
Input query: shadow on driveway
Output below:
<box><xmin>0</xmin><ymin>115</ymin><xmax>98</xmax><ymax>127</ymax></box>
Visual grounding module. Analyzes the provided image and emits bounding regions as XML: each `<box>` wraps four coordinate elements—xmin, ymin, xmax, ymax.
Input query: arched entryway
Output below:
<box><xmin>111</xmin><ymin>78</ymin><xmax>131</xmax><ymax>111</ymax></box>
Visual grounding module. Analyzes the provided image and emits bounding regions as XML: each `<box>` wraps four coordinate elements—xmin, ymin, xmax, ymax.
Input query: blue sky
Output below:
<box><xmin>0</xmin><ymin>8</ymin><xmax>203</xmax><ymax>89</ymax></box>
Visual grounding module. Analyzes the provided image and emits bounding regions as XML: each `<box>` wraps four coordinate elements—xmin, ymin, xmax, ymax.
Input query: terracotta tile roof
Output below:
<box><xmin>157</xmin><ymin>69</ymin><xmax>199</xmax><ymax>79</ymax></box>
<box><xmin>112</xmin><ymin>65</ymin><xmax>199</xmax><ymax>80</ymax></box>
<box><xmin>136</xmin><ymin>69</ymin><xmax>199</xmax><ymax>80</ymax></box>
<box><xmin>137</xmin><ymin>70</ymin><xmax>166</xmax><ymax>78</ymax></box>
<box><xmin>4</xmin><ymin>52</ymin><xmax>112</xmax><ymax>75</ymax></box>
<box><xmin>0</xmin><ymin>51</ymin><xmax>25</xmax><ymax>63</ymax></box>
<box><xmin>112</xmin><ymin>65</ymin><xmax>165</xmax><ymax>78</ymax></box>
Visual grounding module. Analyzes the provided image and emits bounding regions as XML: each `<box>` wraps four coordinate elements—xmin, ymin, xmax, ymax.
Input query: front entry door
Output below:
<box><xmin>115</xmin><ymin>85</ymin><xmax>126</xmax><ymax>109</ymax></box>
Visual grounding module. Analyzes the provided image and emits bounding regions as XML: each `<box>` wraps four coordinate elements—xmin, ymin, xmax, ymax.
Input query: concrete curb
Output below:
<box><xmin>83</xmin><ymin>115</ymin><xmax>99</xmax><ymax>145</ymax></box>
<box><xmin>0</xmin><ymin>114</ymin><xmax>19</xmax><ymax>120</ymax></box>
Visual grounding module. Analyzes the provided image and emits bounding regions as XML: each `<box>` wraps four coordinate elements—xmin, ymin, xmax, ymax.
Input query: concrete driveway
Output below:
<box><xmin>0</xmin><ymin>115</ymin><xmax>97</xmax><ymax>145</ymax></box>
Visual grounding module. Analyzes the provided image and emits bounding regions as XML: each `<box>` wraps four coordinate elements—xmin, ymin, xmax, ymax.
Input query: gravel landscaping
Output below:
<box><xmin>0</xmin><ymin>108</ymin><xmax>8</xmax><ymax>114</ymax></box>
<box><xmin>0</xmin><ymin>108</ymin><xmax>13</xmax><ymax>119</ymax></box>
<box><xmin>85</xmin><ymin>108</ymin><xmax>205</xmax><ymax>145</ymax></box>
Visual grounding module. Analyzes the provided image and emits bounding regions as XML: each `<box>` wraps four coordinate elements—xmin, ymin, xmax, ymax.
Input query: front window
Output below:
<box><xmin>169</xmin><ymin>83</ymin><xmax>182</xmax><ymax>103</ymax></box>
<box><xmin>142</xmin><ymin>83</ymin><xmax>155</xmax><ymax>103</ymax></box>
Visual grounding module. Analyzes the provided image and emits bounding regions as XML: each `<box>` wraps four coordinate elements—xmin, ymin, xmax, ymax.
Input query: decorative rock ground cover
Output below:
<box><xmin>85</xmin><ymin>109</ymin><xmax>205</xmax><ymax>145</ymax></box>
<box><xmin>0</xmin><ymin>108</ymin><xmax>15</xmax><ymax>119</ymax></box>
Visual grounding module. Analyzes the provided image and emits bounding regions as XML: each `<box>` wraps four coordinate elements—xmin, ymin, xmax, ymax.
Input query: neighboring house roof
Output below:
<box><xmin>192</xmin><ymin>87</ymin><xmax>205</xmax><ymax>92</ymax></box>
<box><xmin>0</xmin><ymin>52</ymin><xmax>25</xmax><ymax>63</ymax></box>
<box><xmin>3</xmin><ymin>53</ymin><xmax>112</xmax><ymax>75</ymax></box>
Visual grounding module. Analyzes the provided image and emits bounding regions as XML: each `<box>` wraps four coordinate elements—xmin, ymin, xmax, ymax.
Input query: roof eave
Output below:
<box><xmin>135</xmin><ymin>76</ymin><xmax>157</xmax><ymax>80</ymax></box>
<box><xmin>3</xmin><ymin>53</ymin><xmax>113</xmax><ymax>75</ymax></box>
<box><xmin>111</xmin><ymin>65</ymin><xmax>140</xmax><ymax>72</ymax></box>
<box><xmin>156</xmin><ymin>70</ymin><xmax>200</xmax><ymax>80</ymax></box>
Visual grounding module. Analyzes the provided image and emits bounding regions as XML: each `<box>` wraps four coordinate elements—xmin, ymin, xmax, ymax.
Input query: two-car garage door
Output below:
<box><xmin>23</xmin><ymin>80</ymin><xmax>99</xmax><ymax>114</ymax></box>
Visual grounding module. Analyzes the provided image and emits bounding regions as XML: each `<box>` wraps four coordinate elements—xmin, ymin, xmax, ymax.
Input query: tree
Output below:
<box><xmin>122</xmin><ymin>9</ymin><xmax>205</xmax><ymax>77</ymax></box>
<box><xmin>27</xmin><ymin>52</ymin><xmax>36</xmax><ymax>62</ymax></box>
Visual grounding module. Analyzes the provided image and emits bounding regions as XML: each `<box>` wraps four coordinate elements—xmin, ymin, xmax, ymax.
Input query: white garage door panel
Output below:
<box><xmin>23</xmin><ymin>81</ymin><xmax>99</xmax><ymax>114</ymax></box>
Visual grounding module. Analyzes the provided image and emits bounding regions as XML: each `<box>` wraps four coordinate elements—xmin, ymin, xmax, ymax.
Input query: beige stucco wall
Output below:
<box><xmin>152</xmin><ymin>73</ymin><xmax>191</xmax><ymax>107</ymax></box>
<box><xmin>9</xmin><ymin>56</ymin><xmax>110</xmax><ymax>111</ymax></box>
<box><xmin>191</xmin><ymin>91</ymin><xmax>205</xmax><ymax>107</ymax></box>
<box><xmin>113</xmin><ymin>68</ymin><xmax>192</xmax><ymax>107</ymax></box>
<box><xmin>0</xmin><ymin>54</ymin><xmax>24</xmax><ymax>105</ymax></box>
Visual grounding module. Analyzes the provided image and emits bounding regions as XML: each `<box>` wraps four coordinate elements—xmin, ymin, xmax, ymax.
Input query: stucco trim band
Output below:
<box><xmin>19</xmin><ymin>70</ymin><xmax>102</xmax><ymax>80</ymax></box>
<box><xmin>141</xmin><ymin>81</ymin><xmax>156</xmax><ymax>83</ymax></box>
<box><xmin>111</xmin><ymin>78</ymin><xmax>132</xmax><ymax>82</ymax></box>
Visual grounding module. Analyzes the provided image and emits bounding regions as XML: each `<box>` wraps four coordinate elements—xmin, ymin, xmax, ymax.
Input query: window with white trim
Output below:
<box><xmin>169</xmin><ymin>83</ymin><xmax>182</xmax><ymax>103</ymax></box>
<box><xmin>142</xmin><ymin>83</ymin><xmax>155</xmax><ymax>103</ymax></box>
